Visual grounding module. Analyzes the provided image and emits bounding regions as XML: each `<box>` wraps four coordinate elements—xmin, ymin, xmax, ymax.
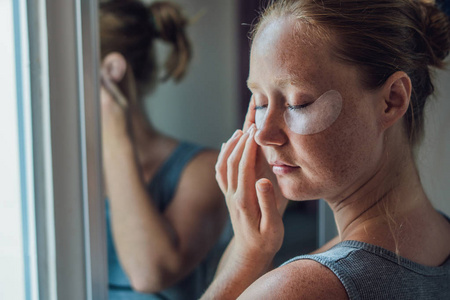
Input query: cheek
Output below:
<box><xmin>330</xmin><ymin>118</ymin><xmax>380</xmax><ymax>184</ymax></box>
<box><xmin>291</xmin><ymin>99</ymin><xmax>381</xmax><ymax>196</ymax></box>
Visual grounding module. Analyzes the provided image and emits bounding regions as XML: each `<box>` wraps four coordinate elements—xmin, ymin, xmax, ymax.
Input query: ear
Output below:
<box><xmin>101</xmin><ymin>52</ymin><xmax>127</xmax><ymax>83</ymax></box>
<box><xmin>379</xmin><ymin>71</ymin><xmax>412</xmax><ymax>130</ymax></box>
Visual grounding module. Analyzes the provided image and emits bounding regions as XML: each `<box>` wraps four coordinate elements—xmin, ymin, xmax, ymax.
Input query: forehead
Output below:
<box><xmin>249</xmin><ymin>17</ymin><xmax>337</xmax><ymax>91</ymax></box>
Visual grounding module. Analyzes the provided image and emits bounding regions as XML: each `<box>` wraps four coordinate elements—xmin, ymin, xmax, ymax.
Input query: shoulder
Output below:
<box><xmin>189</xmin><ymin>147</ymin><xmax>219</xmax><ymax>167</ymax></box>
<box><xmin>180</xmin><ymin>147</ymin><xmax>219</xmax><ymax>187</ymax></box>
<box><xmin>239</xmin><ymin>259</ymin><xmax>348</xmax><ymax>300</ymax></box>
<box><xmin>172</xmin><ymin>147</ymin><xmax>223</xmax><ymax>208</ymax></box>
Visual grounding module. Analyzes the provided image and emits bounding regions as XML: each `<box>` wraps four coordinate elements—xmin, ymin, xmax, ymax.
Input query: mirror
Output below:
<box><xmin>99</xmin><ymin>0</ymin><xmax>317</xmax><ymax>299</ymax></box>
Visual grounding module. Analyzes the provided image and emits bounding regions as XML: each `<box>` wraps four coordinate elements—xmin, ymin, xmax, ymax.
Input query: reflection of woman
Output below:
<box><xmin>203</xmin><ymin>0</ymin><xmax>450</xmax><ymax>299</ymax></box>
<box><xmin>99</xmin><ymin>1</ymin><xmax>227</xmax><ymax>299</ymax></box>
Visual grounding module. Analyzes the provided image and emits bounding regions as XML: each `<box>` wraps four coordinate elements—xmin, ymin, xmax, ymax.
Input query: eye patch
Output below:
<box><xmin>255</xmin><ymin>90</ymin><xmax>343</xmax><ymax>135</ymax></box>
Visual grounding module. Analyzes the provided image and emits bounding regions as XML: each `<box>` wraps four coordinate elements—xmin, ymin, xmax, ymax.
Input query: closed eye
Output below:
<box><xmin>288</xmin><ymin>103</ymin><xmax>311</xmax><ymax>111</ymax></box>
<box><xmin>254</xmin><ymin>105</ymin><xmax>268</xmax><ymax>111</ymax></box>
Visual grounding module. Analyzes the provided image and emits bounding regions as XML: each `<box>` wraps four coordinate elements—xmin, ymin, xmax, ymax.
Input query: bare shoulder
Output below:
<box><xmin>163</xmin><ymin>147</ymin><xmax>225</xmax><ymax>264</ymax></box>
<box><xmin>167</xmin><ymin>147</ymin><xmax>223</xmax><ymax>214</ymax></box>
<box><xmin>239</xmin><ymin>259</ymin><xmax>348</xmax><ymax>300</ymax></box>
<box><xmin>187</xmin><ymin>148</ymin><xmax>219</xmax><ymax>171</ymax></box>
<box><xmin>178</xmin><ymin>148</ymin><xmax>220</xmax><ymax>194</ymax></box>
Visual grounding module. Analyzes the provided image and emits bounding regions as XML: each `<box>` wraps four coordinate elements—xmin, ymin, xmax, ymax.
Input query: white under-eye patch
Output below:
<box><xmin>284</xmin><ymin>90</ymin><xmax>342</xmax><ymax>135</ymax></box>
<box><xmin>254</xmin><ymin>90</ymin><xmax>343</xmax><ymax>135</ymax></box>
<box><xmin>255</xmin><ymin>106</ymin><xmax>268</xmax><ymax>130</ymax></box>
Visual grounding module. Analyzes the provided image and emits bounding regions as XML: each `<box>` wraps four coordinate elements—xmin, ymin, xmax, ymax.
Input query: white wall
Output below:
<box><xmin>417</xmin><ymin>60</ymin><xmax>450</xmax><ymax>216</ymax></box>
<box><xmin>146</xmin><ymin>0</ymin><xmax>239</xmax><ymax>149</ymax></box>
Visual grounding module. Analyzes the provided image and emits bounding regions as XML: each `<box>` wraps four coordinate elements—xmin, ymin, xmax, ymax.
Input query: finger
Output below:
<box><xmin>227</xmin><ymin>131</ymin><xmax>250</xmax><ymax>192</ymax></box>
<box><xmin>215</xmin><ymin>143</ymin><xmax>227</xmax><ymax>193</ymax></box>
<box><xmin>217</xmin><ymin>131</ymin><xmax>241</xmax><ymax>165</ymax></box>
<box><xmin>101</xmin><ymin>70</ymin><xmax>128</xmax><ymax>109</ymax></box>
<box><xmin>255</xmin><ymin>178</ymin><xmax>283</xmax><ymax>234</ymax></box>
<box><xmin>233</xmin><ymin>125</ymin><xmax>261</xmax><ymax>226</ymax></box>
<box><xmin>215</xmin><ymin>130</ymin><xmax>243</xmax><ymax>192</ymax></box>
<box><xmin>237</xmin><ymin>124</ymin><xmax>258</xmax><ymax>193</ymax></box>
<box><xmin>242</xmin><ymin>95</ymin><xmax>256</xmax><ymax>132</ymax></box>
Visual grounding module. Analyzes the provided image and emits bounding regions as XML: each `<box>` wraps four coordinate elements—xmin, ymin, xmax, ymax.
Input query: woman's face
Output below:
<box><xmin>249</xmin><ymin>17</ymin><xmax>385</xmax><ymax>201</ymax></box>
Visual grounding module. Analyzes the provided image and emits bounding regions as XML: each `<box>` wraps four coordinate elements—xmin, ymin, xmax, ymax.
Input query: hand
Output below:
<box><xmin>100</xmin><ymin>71</ymin><xmax>130</xmax><ymax>144</ymax></box>
<box><xmin>215</xmin><ymin>125</ymin><xmax>284</xmax><ymax>269</ymax></box>
<box><xmin>242</xmin><ymin>95</ymin><xmax>256</xmax><ymax>132</ymax></box>
<box><xmin>242</xmin><ymin>96</ymin><xmax>289</xmax><ymax>214</ymax></box>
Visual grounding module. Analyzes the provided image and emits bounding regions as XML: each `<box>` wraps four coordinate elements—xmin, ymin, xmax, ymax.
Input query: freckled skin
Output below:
<box><xmin>201</xmin><ymin>13</ymin><xmax>450</xmax><ymax>300</ymax></box>
<box><xmin>249</xmin><ymin>16</ymin><xmax>385</xmax><ymax>201</ymax></box>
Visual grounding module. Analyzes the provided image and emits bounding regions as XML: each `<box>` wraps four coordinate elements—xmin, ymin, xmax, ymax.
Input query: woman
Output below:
<box><xmin>99</xmin><ymin>1</ymin><xmax>228</xmax><ymax>299</ymax></box>
<box><xmin>203</xmin><ymin>0</ymin><xmax>450</xmax><ymax>299</ymax></box>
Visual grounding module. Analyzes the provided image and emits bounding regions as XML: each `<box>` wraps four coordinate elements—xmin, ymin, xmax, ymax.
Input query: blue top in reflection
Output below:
<box><xmin>106</xmin><ymin>141</ymin><xmax>230</xmax><ymax>300</ymax></box>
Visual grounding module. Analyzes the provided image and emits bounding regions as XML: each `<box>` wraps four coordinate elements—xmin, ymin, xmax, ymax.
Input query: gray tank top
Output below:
<box><xmin>282</xmin><ymin>236</ymin><xmax>450</xmax><ymax>299</ymax></box>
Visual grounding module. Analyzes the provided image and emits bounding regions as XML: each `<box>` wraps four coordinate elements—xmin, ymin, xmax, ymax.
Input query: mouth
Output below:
<box><xmin>270</xmin><ymin>160</ymin><xmax>300</xmax><ymax>175</ymax></box>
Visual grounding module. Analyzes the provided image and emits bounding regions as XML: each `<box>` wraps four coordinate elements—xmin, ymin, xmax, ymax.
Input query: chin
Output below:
<box><xmin>278</xmin><ymin>179</ymin><xmax>323</xmax><ymax>201</ymax></box>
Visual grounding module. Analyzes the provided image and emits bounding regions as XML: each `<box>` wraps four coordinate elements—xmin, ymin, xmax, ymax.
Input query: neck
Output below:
<box><xmin>128</xmin><ymin>103</ymin><xmax>164</xmax><ymax>163</ymax></box>
<box><xmin>123</xmin><ymin>73</ymin><xmax>176</xmax><ymax>171</ymax></box>
<box><xmin>326</xmin><ymin>139</ymin><xmax>429</xmax><ymax>242</ymax></box>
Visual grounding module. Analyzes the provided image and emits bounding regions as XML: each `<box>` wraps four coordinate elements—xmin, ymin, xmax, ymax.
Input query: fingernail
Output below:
<box><xmin>257</xmin><ymin>180</ymin><xmax>270</xmax><ymax>192</ymax></box>
<box><xmin>231</xmin><ymin>130</ymin><xmax>240</xmax><ymax>139</ymax></box>
<box><xmin>220</xmin><ymin>143</ymin><xmax>225</xmax><ymax>150</ymax></box>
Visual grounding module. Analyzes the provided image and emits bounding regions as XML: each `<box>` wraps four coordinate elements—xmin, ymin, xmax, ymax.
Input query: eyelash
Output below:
<box><xmin>288</xmin><ymin>103</ymin><xmax>310</xmax><ymax>111</ymax></box>
<box><xmin>254</xmin><ymin>103</ymin><xmax>310</xmax><ymax>111</ymax></box>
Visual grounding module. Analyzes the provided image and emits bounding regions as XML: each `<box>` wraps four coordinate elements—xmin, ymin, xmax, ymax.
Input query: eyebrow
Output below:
<box><xmin>247</xmin><ymin>75</ymin><xmax>303</xmax><ymax>90</ymax></box>
<box><xmin>275</xmin><ymin>76</ymin><xmax>302</xmax><ymax>88</ymax></box>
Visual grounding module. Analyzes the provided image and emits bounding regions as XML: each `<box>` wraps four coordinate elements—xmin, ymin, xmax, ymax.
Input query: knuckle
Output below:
<box><xmin>236</xmin><ymin>199</ymin><xmax>247</xmax><ymax>211</ymax></box>
<box><xmin>215</xmin><ymin>160</ymin><xmax>223</xmax><ymax>172</ymax></box>
<box><xmin>215</xmin><ymin>171</ymin><xmax>222</xmax><ymax>184</ymax></box>
<box><xmin>235</xmin><ymin>195</ymin><xmax>249</xmax><ymax>212</ymax></box>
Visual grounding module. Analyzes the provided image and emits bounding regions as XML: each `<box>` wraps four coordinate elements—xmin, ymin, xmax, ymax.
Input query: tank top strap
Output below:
<box><xmin>147</xmin><ymin>141</ymin><xmax>206</xmax><ymax>211</ymax></box>
<box><xmin>281</xmin><ymin>245</ymin><xmax>361</xmax><ymax>299</ymax></box>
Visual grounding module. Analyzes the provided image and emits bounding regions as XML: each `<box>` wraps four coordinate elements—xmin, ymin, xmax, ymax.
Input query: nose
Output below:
<box><xmin>254</xmin><ymin>107</ymin><xmax>288</xmax><ymax>147</ymax></box>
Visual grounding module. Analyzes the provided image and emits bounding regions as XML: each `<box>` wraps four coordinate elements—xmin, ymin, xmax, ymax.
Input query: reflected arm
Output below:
<box><xmin>103</xmin><ymin>132</ymin><xmax>226</xmax><ymax>293</ymax></box>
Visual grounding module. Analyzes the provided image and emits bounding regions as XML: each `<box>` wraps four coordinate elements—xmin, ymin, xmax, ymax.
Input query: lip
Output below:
<box><xmin>270</xmin><ymin>160</ymin><xmax>300</xmax><ymax>175</ymax></box>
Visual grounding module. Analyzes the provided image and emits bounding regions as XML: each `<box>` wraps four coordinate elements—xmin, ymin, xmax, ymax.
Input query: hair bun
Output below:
<box><xmin>148</xmin><ymin>1</ymin><xmax>192</xmax><ymax>81</ymax></box>
<box><xmin>417</xmin><ymin>0</ymin><xmax>450</xmax><ymax>67</ymax></box>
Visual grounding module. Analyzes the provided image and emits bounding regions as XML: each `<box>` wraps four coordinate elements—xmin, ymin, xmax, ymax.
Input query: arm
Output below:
<box><xmin>213</xmin><ymin>96</ymin><xmax>289</xmax><ymax>279</ymax></box>
<box><xmin>101</xmin><ymin>79</ymin><xmax>227</xmax><ymax>293</ymax></box>
<box><xmin>201</xmin><ymin>125</ymin><xmax>284</xmax><ymax>299</ymax></box>
<box><xmin>237</xmin><ymin>259</ymin><xmax>348</xmax><ymax>299</ymax></box>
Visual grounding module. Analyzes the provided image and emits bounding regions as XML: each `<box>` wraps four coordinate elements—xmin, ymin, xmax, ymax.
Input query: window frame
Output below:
<box><xmin>15</xmin><ymin>0</ymin><xmax>107</xmax><ymax>299</ymax></box>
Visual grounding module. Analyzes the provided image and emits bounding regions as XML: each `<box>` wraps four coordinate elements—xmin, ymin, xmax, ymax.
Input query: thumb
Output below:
<box><xmin>256</xmin><ymin>178</ymin><xmax>281</xmax><ymax>232</ymax></box>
